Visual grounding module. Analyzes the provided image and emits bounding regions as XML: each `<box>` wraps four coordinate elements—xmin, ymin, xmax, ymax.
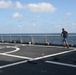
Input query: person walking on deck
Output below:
<box><xmin>61</xmin><ymin>28</ymin><xmax>69</xmax><ymax>48</ymax></box>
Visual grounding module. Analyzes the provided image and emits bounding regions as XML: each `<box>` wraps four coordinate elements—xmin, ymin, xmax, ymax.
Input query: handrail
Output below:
<box><xmin>0</xmin><ymin>35</ymin><xmax>76</xmax><ymax>46</ymax></box>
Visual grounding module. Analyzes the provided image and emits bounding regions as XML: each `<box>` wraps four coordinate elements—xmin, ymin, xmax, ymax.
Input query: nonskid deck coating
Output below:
<box><xmin>0</xmin><ymin>43</ymin><xmax>76</xmax><ymax>75</ymax></box>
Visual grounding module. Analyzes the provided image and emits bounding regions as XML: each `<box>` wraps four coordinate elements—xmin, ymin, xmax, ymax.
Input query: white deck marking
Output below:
<box><xmin>35</xmin><ymin>48</ymin><xmax>76</xmax><ymax>60</ymax></box>
<box><xmin>0</xmin><ymin>53</ymin><xmax>33</xmax><ymax>60</ymax></box>
<box><xmin>3</xmin><ymin>46</ymin><xmax>20</xmax><ymax>54</ymax></box>
<box><xmin>0</xmin><ymin>45</ymin><xmax>33</xmax><ymax>60</ymax></box>
<box><xmin>0</xmin><ymin>43</ymin><xmax>76</xmax><ymax>69</ymax></box>
<box><xmin>0</xmin><ymin>60</ymin><xmax>28</xmax><ymax>69</ymax></box>
<box><xmin>45</xmin><ymin>61</ymin><xmax>76</xmax><ymax>68</ymax></box>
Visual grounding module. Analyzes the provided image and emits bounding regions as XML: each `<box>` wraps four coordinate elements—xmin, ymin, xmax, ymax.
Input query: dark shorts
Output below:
<box><xmin>62</xmin><ymin>38</ymin><xmax>67</xmax><ymax>42</ymax></box>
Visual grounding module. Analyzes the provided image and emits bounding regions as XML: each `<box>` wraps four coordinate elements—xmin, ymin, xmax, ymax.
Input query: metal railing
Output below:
<box><xmin>0</xmin><ymin>35</ymin><xmax>76</xmax><ymax>46</ymax></box>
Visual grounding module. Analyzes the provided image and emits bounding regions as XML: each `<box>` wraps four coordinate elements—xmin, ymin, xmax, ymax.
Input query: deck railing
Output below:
<box><xmin>0</xmin><ymin>35</ymin><xmax>76</xmax><ymax>46</ymax></box>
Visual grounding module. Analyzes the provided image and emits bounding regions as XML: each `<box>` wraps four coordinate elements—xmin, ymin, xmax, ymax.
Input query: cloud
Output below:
<box><xmin>15</xmin><ymin>1</ymin><xmax>25</xmax><ymax>9</ymax></box>
<box><xmin>63</xmin><ymin>12</ymin><xmax>72</xmax><ymax>21</ymax></box>
<box><xmin>36</xmin><ymin>15</ymin><xmax>41</xmax><ymax>18</ymax></box>
<box><xmin>15</xmin><ymin>2</ymin><xmax>57</xmax><ymax>13</ymax></box>
<box><xmin>65</xmin><ymin>12</ymin><xmax>72</xmax><ymax>18</ymax></box>
<box><xmin>66</xmin><ymin>12</ymin><xmax>72</xmax><ymax>16</ymax></box>
<box><xmin>26</xmin><ymin>2</ymin><xmax>57</xmax><ymax>13</ymax></box>
<box><xmin>0</xmin><ymin>0</ymin><xmax>13</xmax><ymax>9</ymax></box>
<box><xmin>0</xmin><ymin>0</ymin><xmax>24</xmax><ymax>9</ymax></box>
<box><xmin>0</xmin><ymin>1</ymin><xmax>57</xmax><ymax>13</ymax></box>
<box><xmin>12</xmin><ymin>12</ymin><xmax>23</xmax><ymax>18</ymax></box>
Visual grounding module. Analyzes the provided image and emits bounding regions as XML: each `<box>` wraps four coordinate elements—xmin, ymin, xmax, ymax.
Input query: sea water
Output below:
<box><xmin>0</xmin><ymin>33</ymin><xmax>76</xmax><ymax>45</ymax></box>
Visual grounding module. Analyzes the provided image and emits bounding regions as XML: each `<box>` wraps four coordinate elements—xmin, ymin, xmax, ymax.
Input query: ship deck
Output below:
<box><xmin>0</xmin><ymin>43</ymin><xmax>76</xmax><ymax>75</ymax></box>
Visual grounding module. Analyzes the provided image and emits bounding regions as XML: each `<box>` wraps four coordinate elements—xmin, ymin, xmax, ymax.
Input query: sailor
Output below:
<box><xmin>61</xmin><ymin>28</ymin><xmax>69</xmax><ymax>48</ymax></box>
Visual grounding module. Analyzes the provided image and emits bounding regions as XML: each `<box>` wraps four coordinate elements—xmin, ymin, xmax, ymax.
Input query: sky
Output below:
<box><xmin>0</xmin><ymin>0</ymin><xmax>76</xmax><ymax>33</ymax></box>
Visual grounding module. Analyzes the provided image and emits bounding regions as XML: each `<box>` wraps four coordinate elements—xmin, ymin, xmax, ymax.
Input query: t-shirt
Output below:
<box><xmin>62</xmin><ymin>31</ymin><xmax>68</xmax><ymax>38</ymax></box>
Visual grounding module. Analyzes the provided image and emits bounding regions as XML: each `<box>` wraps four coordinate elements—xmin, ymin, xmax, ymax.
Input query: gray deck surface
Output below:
<box><xmin>0</xmin><ymin>43</ymin><xmax>76</xmax><ymax>75</ymax></box>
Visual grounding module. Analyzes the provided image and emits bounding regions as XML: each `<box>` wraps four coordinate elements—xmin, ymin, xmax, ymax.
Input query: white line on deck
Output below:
<box><xmin>3</xmin><ymin>46</ymin><xmax>20</xmax><ymax>54</ymax></box>
<box><xmin>0</xmin><ymin>53</ymin><xmax>33</xmax><ymax>60</ymax></box>
<box><xmin>45</xmin><ymin>61</ymin><xmax>76</xmax><ymax>68</ymax></box>
<box><xmin>35</xmin><ymin>48</ymin><xmax>76</xmax><ymax>60</ymax></box>
<box><xmin>0</xmin><ymin>60</ymin><xmax>28</xmax><ymax>69</ymax></box>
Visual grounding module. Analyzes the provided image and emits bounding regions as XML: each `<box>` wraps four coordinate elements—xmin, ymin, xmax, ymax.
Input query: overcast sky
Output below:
<box><xmin>0</xmin><ymin>0</ymin><xmax>76</xmax><ymax>33</ymax></box>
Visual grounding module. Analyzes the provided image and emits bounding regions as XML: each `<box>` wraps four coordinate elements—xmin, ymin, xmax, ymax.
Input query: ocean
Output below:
<box><xmin>0</xmin><ymin>33</ymin><xmax>76</xmax><ymax>46</ymax></box>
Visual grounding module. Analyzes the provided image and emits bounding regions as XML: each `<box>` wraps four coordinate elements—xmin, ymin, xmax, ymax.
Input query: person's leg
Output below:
<box><xmin>65</xmin><ymin>42</ymin><xmax>69</xmax><ymax>48</ymax></box>
<box><xmin>62</xmin><ymin>38</ymin><xmax>69</xmax><ymax>48</ymax></box>
<box><xmin>64</xmin><ymin>38</ymin><xmax>69</xmax><ymax>48</ymax></box>
<box><xmin>62</xmin><ymin>39</ymin><xmax>66</xmax><ymax>47</ymax></box>
<box><xmin>63</xmin><ymin>41</ymin><xmax>66</xmax><ymax>47</ymax></box>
